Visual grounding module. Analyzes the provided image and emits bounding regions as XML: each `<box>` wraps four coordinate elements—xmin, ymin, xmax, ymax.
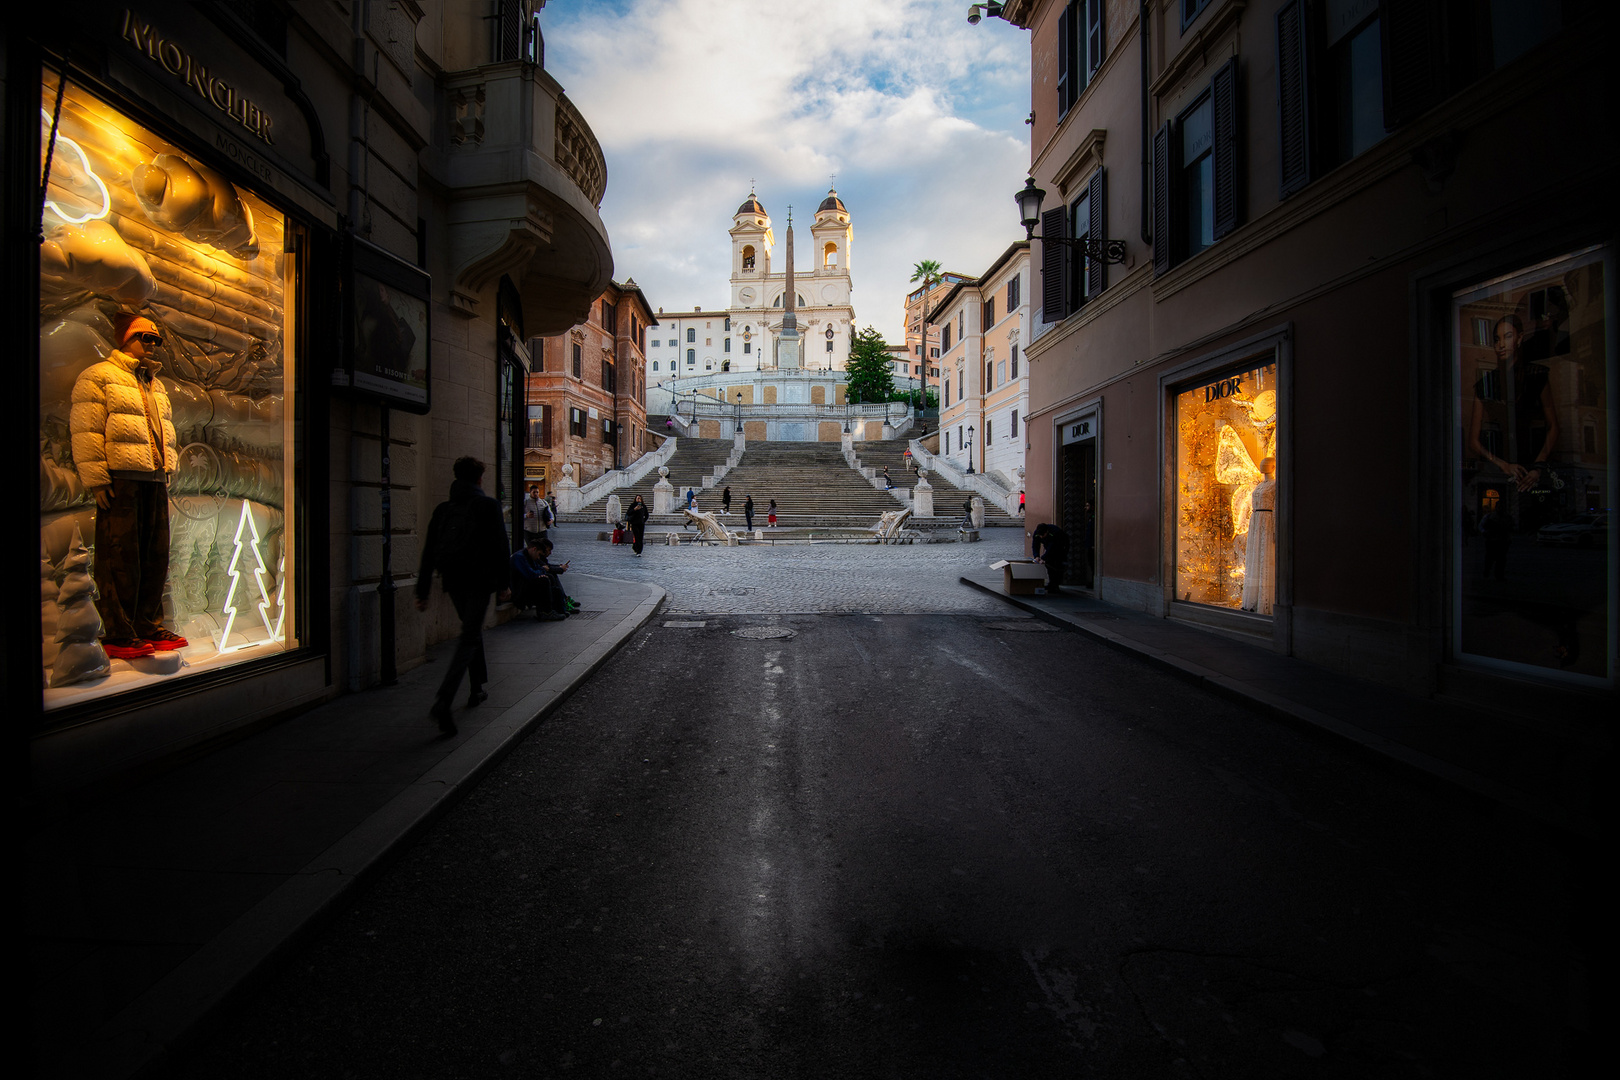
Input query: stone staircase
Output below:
<box><xmin>853</xmin><ymin>439</ymin><xmax>1021</xmax><ymax>526</ymax></box>
<box><xmin>562</xmin><ymin>436</ymin><xmax>1021</xmax><ymax>529</ymax></box>
<box><xmin>558</xmin><ymin>437</ymin><xmax>736</xmax><ymax>522</ymax></box>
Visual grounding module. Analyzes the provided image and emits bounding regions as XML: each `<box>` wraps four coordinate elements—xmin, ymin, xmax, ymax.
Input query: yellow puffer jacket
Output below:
<box><xmin>69</xmin><ymin>349</ymin><xmax>179</xmax><ymax>489</ymax></box>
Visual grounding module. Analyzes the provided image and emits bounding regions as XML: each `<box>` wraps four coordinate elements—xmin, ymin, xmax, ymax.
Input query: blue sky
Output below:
<box><xmin>542</xmin><ymin>0</ymin><xmax>1032</xmax><ymax>343</ymax></box>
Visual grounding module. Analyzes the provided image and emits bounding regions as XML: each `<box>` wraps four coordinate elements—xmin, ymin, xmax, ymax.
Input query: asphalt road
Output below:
<box><xmin>173</xmin><ymin>613</ymin><xmax>1585</xmax><ymax>1079</ymax></box>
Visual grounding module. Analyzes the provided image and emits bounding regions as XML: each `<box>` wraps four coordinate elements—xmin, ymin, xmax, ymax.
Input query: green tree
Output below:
<box><xmin>844</xmin><ymin>325</ymin><xmax>895</xmax><ymax>404</ymax></box>
<box><xmin>909</xmin><ymin>259</ymin><xmax>942</xmax><ymax>412</ymax></box>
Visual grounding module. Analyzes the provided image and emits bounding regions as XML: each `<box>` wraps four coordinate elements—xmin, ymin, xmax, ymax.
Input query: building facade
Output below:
<box><xmin>932</xmin><ymin>243</ymin><xmax>1032</xmax><ymax>489</ymax></box>
<box><xmin>527</xmin><ymin>280</ymin><xmax>655</xmax><ymax>494</ymax></box>
<box><xmin>13</xmin><ymin>0</ymin><xmax>614</xmax><ymax>795</ymax></box>
<box><xmin>646</xmin><ymin>189</ymin><xmax>857</xmax><ymax>385</ymax></box>
<box><xmin>997</xmin><ymin>0</ymin><xmax>1615</xmax><ymax>709</ymax></box>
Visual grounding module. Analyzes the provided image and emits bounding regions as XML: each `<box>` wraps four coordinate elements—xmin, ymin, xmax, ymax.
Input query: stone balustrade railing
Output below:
<box><xmin>574</xmin><ymin>438</ymin><xmax>678</xmax><ymax>506</ymax></box>
<box><xmin>907</xmin><ymin>440</ymin><xmax>1021</xmax><ymax>516</ymax></box>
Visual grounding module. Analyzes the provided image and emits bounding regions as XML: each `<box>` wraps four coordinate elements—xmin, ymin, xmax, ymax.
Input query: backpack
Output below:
<box><xmin>431</xmin><ymin>499</ymin><xmax>480</xmax><ymax>573</ymax></box>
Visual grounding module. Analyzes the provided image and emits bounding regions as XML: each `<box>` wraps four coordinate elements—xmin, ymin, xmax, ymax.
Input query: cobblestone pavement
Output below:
<box><xmin>550</xmin><ymin>523</ymin><xmax>1027</xmax><ymax>614</ymax></box>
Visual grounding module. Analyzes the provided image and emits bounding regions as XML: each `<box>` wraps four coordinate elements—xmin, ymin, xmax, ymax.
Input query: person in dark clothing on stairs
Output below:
<box><xmin>417</xmin><ymin>457</ymin><xmax>511</xmax><ymax>736</ymax></box>
<box><xmin>744</xmin><ymin>494</ymin><xmax>755</xmax><ymax>531</ymax></box>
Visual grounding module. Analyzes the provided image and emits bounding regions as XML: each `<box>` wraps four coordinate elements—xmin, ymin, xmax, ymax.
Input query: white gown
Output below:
<box><xmin>1241</xmin><ymin>480</ymin><xmax>1275</xmax><ymax>615</ymax></box>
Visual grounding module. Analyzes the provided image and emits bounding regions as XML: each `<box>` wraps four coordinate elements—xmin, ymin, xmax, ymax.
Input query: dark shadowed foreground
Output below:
<box><xmin>175</xmin><ymin>614</ymin><xmax>1587</xmax><ymax>1079</ymax></box>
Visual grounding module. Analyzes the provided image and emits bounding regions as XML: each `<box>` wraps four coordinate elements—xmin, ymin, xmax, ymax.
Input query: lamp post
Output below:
<box><xmin>1017</xmin><ymin>175</ymin><xmax>1128</xmax><ymax>264</ymax></box>
<box><xmin>966</xmin><ymin>424</ymin><xmax>975</xmax><ymax>474</ymax></box>
<box><xmin>735</xmin><ymin>390</ymin><xmax>743</xmax><ymax>434</ymax></box>
<box><xmin>843</xmin><ymin>400</ymin><xmax>851</xmax><ymax>435</ymax></box>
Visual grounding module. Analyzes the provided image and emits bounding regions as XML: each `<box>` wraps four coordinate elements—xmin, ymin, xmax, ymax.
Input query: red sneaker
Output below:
<box><xmin>145</xmin><ymin>629</ymin><xmax>189</xmax><ymax>651</ymax></box>
<box><xmin>104</xmin><ymin>639</ymin><xmax>156</xmax><ymax>660</ymax></box>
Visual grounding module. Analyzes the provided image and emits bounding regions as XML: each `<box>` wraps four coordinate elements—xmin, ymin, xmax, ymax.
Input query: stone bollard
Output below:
<box><xmin>554</xmin><ymin>463</ymin><xmax>581</xmax><ymax>513</ymax></box>
<box><xmin>970</xmin><ymin>496</ymin><xmax>985</xmax><ymax>529</ymax></box>
<box><xmin>912</xmin><ymin>472</ymin><xmax>934</xmax><ymax>517</ymax></box>
<box><xmin>665</xmin><ymin>531</ymin><xmax>680</xmax><ymax>546</ymax></box>
<box><xmin>653</xmin><ymin>466</ymin><xmax>674</xmax><ymax>514</ymax></box>
<box><xmin>605</xmin><ymin>494</ymin><xmax>623</xmax><ymax>525</ymax></box>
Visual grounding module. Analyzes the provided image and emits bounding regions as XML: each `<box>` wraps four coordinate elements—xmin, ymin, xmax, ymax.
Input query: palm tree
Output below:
<box><xmin>909</xmin><ymin>259</ymin><xmax>942</xmax><ymax>417</ymax></box>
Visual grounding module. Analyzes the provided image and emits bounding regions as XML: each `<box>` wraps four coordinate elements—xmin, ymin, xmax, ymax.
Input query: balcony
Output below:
<box><xmin>441</xmin><ymin>61</ymin><xmax>612</xmax><ymax>335</ymax></box>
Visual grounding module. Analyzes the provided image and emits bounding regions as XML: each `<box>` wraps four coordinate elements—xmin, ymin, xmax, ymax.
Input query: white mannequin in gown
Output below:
<box><xmin>1242</xmin><ymin>457</ymin><xmax>1276</xmax><ymax>615</ymax></box>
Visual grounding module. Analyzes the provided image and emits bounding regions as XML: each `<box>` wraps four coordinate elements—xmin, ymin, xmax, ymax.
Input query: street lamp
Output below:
<box><xmin>735</xmin><ymin>390</ymin><xmax>743</xmax><ymax>433</ymax></box>
<box><xmin>843</xmin><ymin>400</ymin><xmax>851</xmax><ymax>435</ymax></box>
<box><xmin>1017</xmin><ymin>175</ymin><xmax>1128</xmax><ymax>264</ymax></box>
<box><xmin>966</xmin><ymin>424</ymin><xmax>975</xmax><ymax>474</ymax></box>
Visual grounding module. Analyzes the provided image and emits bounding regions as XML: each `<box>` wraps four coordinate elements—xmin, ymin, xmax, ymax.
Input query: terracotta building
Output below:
<box><xmin>994</xmin><ymin>0</ymin><xmax>1615</xmax><ymax>709</ymax></box>
<box><xmin>528</xmin><ymin>280</ymin><xmax>656</xmax><ymax>496</ymax></box>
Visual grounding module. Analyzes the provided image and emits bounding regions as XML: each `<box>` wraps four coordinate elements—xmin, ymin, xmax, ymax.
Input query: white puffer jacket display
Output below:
<box><xmin>69</xmin><ymin>349</ymin><xmax>179</xmax><ymax>488</ymax></box>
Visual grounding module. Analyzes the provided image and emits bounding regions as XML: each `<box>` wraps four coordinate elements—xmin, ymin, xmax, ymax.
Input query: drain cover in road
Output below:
<box><xmin>732</xmin><ymin>626</ymin><xmax>796</xmax><ymax>640</ymax></box>
<box><xmin>982</xmin><ymin>621</ymin><xmax>1058</xmax><ymax>632</ymax></box>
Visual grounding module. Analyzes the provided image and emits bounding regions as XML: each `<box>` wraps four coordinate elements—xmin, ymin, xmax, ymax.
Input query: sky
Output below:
<box><xmin>542</xmin><ymin>0</ymin><xmax>1032</xmax><ymax>344</ymax></box>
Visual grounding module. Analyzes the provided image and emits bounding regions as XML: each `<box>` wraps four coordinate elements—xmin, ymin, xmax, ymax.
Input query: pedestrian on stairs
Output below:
<box><xmin>686</xmin><ymin>487</ymin><xmax>696</xmax><ymax>511</ymax></box>
<box><xmin>883</xmin><ymin>467</ymin><xmax>893</xmax><ymax>490</ymax></box>
<box><xmin>722</xmin><ymin>486</ymin><xmax>732</xmax><ymax>514</ymax></box>
<box><xmin>767</xmin><ymin>499</ymin><xmax>778</xmax><ymax>527</ymax></box>
<box><xmin>626</xmin><ymin>494</ymin><xmax>649</xmax><ymax>556</ymax></box>
<box><xmin>744</xmin><ymin>494</ymin><xmax>755</xmax><ymax>531</ymax></box>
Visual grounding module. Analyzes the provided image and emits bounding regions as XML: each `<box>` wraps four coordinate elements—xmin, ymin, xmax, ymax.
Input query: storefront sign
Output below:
<box><xmin>121</xmin><ymin>10</ymin><xmax>276</xmax><ymax>145</ymax></box>
<box><xmin>1062</xmin><ymin>417</ymin><xmax>1094</xmax><ymax>444</ymax></box>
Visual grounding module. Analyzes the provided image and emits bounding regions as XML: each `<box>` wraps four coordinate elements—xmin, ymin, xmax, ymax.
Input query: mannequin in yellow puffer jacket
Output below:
<box><xmin>69</xmin><ymin>315</ymin><xmax>185</xmax><ymax>658</ymax></box>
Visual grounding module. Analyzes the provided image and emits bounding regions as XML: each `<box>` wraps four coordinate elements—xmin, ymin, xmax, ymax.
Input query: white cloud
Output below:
<box><xmin>543</xmin><ymin>0</ymin><xmax>1031</xmax><ymax>342</ymax></box>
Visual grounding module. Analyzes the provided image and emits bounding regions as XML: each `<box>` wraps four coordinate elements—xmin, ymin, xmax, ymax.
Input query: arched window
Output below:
<box><xmin>686</xmin><ymin>327</ymin><xmax>695</xmax><ymax>342</ymax></box>
<box><xmin>823</xmin><ymin>241</ymin><xmax>838</xmax><ymax>268</ymax></box>
<box><xmin>742</xmin><ymin>245</ymin><xmax>756</xmax><ymax>270</ymax></box>
<box><xmin>687</xmin><ymin>349</ymin><xmax>695</xmax><ymax>364</ymax></box>
<box><xmin>652</xmin><ymin>360</ymin><xmax>659</xmax><ymax>371</ymax></box>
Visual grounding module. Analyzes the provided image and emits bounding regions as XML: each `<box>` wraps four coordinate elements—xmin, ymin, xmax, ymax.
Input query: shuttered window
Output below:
<box><xmin>1211</xmin><ymin>58</ymin><xmax>1240</xmax><ymax>240</ymax></box>
<box><xmin>1040</xmin><ymin>206</ymin><xmax>1069</xmax><ymax>323</ymax></box>
<box><xmin>1379</xmin><ymin>0</ymin><xmax>1445</xmax><ymax>129</ymax></box>
<box><xmin>1058</xmin><ymin>1</ymin><xmax>1105</xmax><ymax>119</ymax></box>
<box><xmin>1152</xmin><ymin>121</ymin><xmax>1173</xmax><ymax>276</ymax></box>
<box><xmin>1152</xmin><ymin>63</ymin><xmax>1240</xmax><ymax>274</ymax></box>
<box><xmin>1276</xmin><ymin>0</ymin><xmax>1311</xmax><ymax>199</ymax></box>
<box><xmin>1007</xmin><ymin>272</ymin><xmax>1020</xmax><ymax>310</ymax></box>
<box><xmin>571</xmin><ymin>341</ymin><xmax>582</xmax><ymax>378</ymax></box>
<box><xmin>1086</xmin><ymin>166</ymin><xmax>1107</xmax><ymax>297</ymax></box>
<box><xmin>1056</xmin><ymin>3</ymin><xmax>1073</xmax><ymax>116</ymax></box>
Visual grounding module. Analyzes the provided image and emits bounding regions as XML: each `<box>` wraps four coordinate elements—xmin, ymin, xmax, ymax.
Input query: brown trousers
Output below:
<box><xmin>94</xmin><ymin>479</ymin><xmax>170</xmax><ymax>641</ymax></box>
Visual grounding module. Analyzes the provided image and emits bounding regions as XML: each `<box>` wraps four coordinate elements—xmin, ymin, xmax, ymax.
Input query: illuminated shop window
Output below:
<box><xmin>1175</xmin><ymin>361</ymin><xmax>1278</xmax><ymax>612</ymax></box>
<box><xmin>39</xmin><ymin>72</ymin><xmax>300</xmax><ymax>709</ymax></box>
<box><xmin>1452</xmin><ymin>246</ymin><xmax>1613</xmax><ymax>683</ymax></box>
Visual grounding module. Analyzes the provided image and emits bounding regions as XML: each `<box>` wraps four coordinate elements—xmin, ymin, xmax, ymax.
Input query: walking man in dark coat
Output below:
<box><xmin>416</xmin><ymin>457</ymin><xmax>510</xmax><ymax>735</ymax></box>
<box><xmin>744</xmin><ymin>494</ymin><xmax>755</xmax><ymax>531</ymax></box>
<box><xmin>1031</xmin><ymin>522</ymin><xmax>1070</xmax><ymax>595</ymax></box>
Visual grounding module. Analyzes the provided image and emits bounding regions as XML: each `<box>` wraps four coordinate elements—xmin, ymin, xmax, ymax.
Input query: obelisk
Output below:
<box><xmin>778</xmin><ymin>206</ymin><xmax>801</xmax><ymax>369</ymax></box>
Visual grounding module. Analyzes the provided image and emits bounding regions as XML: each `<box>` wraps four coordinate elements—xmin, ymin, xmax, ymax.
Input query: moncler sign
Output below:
<box><xmin>120</xmin><ymin>9</ymin><xmax>275</xmax><ymax>145</ymax></box>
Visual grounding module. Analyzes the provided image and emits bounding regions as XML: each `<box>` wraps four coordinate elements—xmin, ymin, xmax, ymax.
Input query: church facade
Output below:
<box><xmin>647</xmin><ymin>189</ymin><xmax>856</xmax><ymax>390</ymax></box>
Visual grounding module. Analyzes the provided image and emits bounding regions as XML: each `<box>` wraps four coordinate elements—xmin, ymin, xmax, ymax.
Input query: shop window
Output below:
<box><xmin>1175</xmin><ymin>360</ymin><xmax>1279</xmax><ymax>612</ymax></box>
<box><xmin>1453</xmin><ymin>247</ymin><xmax>1612</xmax><ymax>683</ymax></box>
<box><xmin>39</xmin><ymin>74</ymin><xmax>300</xmax><ymax>709</ymax></box>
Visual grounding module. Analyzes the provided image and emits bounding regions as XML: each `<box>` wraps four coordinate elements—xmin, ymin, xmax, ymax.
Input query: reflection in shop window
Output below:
<box><xmin>1453</xmin><ymin>247</ymin><xmax>1613</xmax><ymax>683</ymax></box>
<box><xmin>39</xmin><ymin>73</ymin><xmax>299</xmax><ymax>709</ymax></box>
<box><xmin>1175</xmin><ymin>362</ymin><xmax>1278</xmax><ymax>612</ymax></box>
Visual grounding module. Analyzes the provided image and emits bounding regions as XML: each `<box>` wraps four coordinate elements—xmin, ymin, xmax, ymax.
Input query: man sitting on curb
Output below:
<box><xmin>511</xmin><ymin>539</ymin><xmax>570</xmax><ymax>620</ymax></box>
<box><xmin>536</xmin><ymin>538</ymin><xmax>581</xmax><ymax>616</ymax></box>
